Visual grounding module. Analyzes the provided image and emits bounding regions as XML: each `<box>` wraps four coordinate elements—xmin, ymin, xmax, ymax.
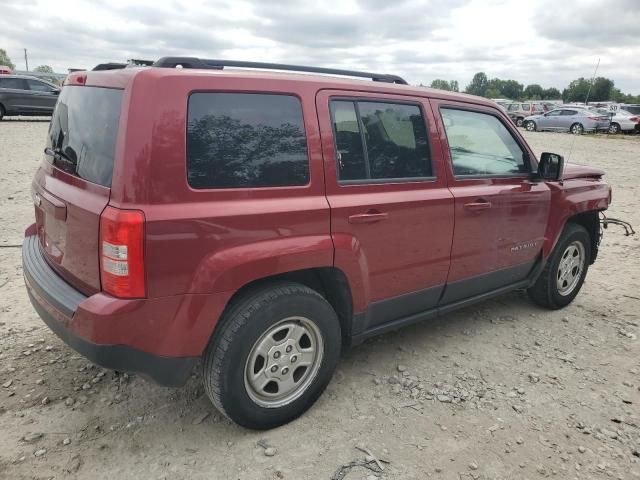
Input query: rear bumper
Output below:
<box><xmin>22</xmin><ymin>234</ymin><xmax>198</xmax><ymax>387</ymax></box>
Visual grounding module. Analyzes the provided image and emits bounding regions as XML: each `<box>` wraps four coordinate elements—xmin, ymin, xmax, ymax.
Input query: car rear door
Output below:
<box><xmin>0</xmin><ymin>77</ymin><xmax>30</xmax><ymax>111</ymax></box>
<box><xmin>316</xmin><ymin>90</ymin><xmax>454</xmax><ymax>333</ymax></box>
<box><xmin>32</xmin><ymin>85</ymin><xmax>123</xmax><ymax>294</ymax></box>
<box><xmin>430</xmin><ymin>100</ymin><xmax>550</xmax><ymax>304</ymax></box>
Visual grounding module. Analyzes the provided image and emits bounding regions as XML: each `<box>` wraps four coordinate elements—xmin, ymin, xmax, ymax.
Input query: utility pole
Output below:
<box><xmin>24</xmin><ymin>48</ymin><xmax>29</xmax><ymax>71</ymax></box>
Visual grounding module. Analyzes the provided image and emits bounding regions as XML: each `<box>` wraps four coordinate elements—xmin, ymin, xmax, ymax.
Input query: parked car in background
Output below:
<box><xmin>23</xmin><ymin>57</ymin><xmax>613</xmax><ymax>429</ymax></box>
<box><xmin>506</xmin><ymin>102</ymin><xmax>548</xmax><ymax>126</ymax></box>
<box><xmin>0</xmin><ymin>75</ymin><xmax>60</xmax><ymax>120</ymax></box>
<box><xmin>593</xmin><ymin>108</ymin><xmax>640</xmax><ymax>134</ymax></box>
<box><xmin>523</xmin><ymin>107</ymin><xmax>610</xmax><ymax>134</ymax></box>
<box><xmin>622</xmin><ymin>104</ymin><xmax>640</xmax><ymax>116</ymax></box>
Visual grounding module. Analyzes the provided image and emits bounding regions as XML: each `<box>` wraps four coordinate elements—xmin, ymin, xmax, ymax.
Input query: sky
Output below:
<box><xmin>0</xmin><ymin>0</ymin><xmax>638</xmax><ymax>94</ymax></box>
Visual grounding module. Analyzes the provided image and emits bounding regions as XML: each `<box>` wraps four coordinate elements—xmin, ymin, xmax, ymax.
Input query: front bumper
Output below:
<box><xmin>22</xmin><ymin>234</ymin><xmax>198</xmax><ymax>387</ymax></box>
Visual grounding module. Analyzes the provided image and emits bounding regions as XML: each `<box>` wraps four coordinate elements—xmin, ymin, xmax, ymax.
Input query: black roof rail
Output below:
<box><xmin>152</xmin><ymin>57</ymin><xmax>408</xmax><ymax>85</ymax></box>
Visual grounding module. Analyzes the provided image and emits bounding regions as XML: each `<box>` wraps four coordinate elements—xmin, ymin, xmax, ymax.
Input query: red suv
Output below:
<box><xmin>23</xmin><ymin>58</ymin><xmax>612</xmax><ymax>429</ymax></box>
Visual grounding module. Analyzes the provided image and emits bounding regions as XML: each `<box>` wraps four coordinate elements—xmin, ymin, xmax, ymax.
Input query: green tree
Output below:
<box><xmin>465</xmin><ymin>72</ymin><xmax>488</xmax><ymax>97</ymax></box>
<box><xmin>562</xmin><ymin>78</ymin><xmax>591</xmax><ymax>103</ymax></box>
<box><xmin>430</xmin><ymin>79</ymin><xmax>452</xmax><ymax>91</ymax></box>
<box><xmin>34</xmin><ymin>65</ymin><xmax>54</xmax><ymax>73</ymax></box>
<box><xmin>541</xmin><ymin>87</ymin><xmax>561</xmax><ymax>100</ymax></box>
<box><xmin>0</xmin><ymin>48</ymin><xmax>15</xmax><ymax>69</ymax></box>
<box><xmin>500</xmin><ymin>79</ymin><xmax>524</xmax><ymax>100</ymax></box>
<box><xmin>430</xmin><ymin>79</ymin><xmax>460</xmax><ymax>92</ymax></box>
<box><xmin>589</xmin><ymin>77</ymin><xmax>615</xmax><ymax>102</ymax></box>
<box><xmin>524</xmin><ymin>84</ymin><xmax>544</xmax><ymax>100</ymax></box>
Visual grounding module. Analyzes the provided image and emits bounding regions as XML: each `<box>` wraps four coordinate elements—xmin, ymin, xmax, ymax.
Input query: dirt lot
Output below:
<box><xmin>0</xmin><ymin>119</ymin><xmax>639</xmax><ymax>480</ymax></box>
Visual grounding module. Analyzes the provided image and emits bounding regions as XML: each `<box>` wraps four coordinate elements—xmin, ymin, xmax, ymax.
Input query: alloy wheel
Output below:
<box><xmin>556</xmin><ymin>241</ymin><xmax>585</xmax><ymax>296</ymax></box>
<box><xmin>244</xmin><ymin>316</ymin><xmax>324</xmax><ymax>408</ymax></box>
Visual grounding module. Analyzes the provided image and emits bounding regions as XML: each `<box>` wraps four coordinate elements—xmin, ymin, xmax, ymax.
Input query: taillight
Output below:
<box><xmin>630</xmin><ymin>116</ymin><xmax>639</xmax><ymax>122</ymax></box>
<box><xmin>99</xmin><ymin>206</ymin><xmax>145</xmax><ymax>298</ymax></box>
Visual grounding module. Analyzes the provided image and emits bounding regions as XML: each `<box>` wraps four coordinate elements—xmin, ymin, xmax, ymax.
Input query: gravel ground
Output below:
<box><xmin>0</xmin><ymin>118</ymin><xmax>639</xmax><ymax>480</ymax></box>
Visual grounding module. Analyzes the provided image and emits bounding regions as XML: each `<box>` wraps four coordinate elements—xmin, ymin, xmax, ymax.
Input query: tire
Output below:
<box><xmin>516</xmin><ymin>117</ymin><xmax>524</xmax><ymax>127</ymax></box>
<box><xmin>528</xmin><ymin>223</ymin><xmax>591</xmax><ymax>310</ymax></box>
<box><xmin>608</xmin><ymin>122</ymin><xmax>621</xmax><ymax>134</ymax></box>
<box><xmin>202</xmin><ymin>282</ymin><xmax>341</xmax><ymax>429</ymax></box>
<box><xmin>524</xmin><ymin>120</ymin><xmax>537</xmax><ymax>132</ymax></box>
<box><xmin>570</xmin><ymin>123</ymin><xmax>584</xmax><ymax>135</ymax></box>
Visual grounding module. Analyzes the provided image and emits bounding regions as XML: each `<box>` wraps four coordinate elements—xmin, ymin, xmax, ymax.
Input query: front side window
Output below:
<box><xmin>522</xmin><ymin>104</ymin><xmax>531</xmax><ymax>111</ymax></box>
<box><xmin>330</xmin><ymin>100</ymin><xmax>432</xmax><ymax>182</ymax></box>
<box><xmin>546</xmin><ymin>109</ymin><xmax>562</xmax><ymax>117</ymax></box>
<box><xmin>440</xmin><ymin>108</ymin><xmax>527</xmax><ymax>177</ymax></box>
<box><xmin>27</xmin><ymin>79</ymin><xmax>55</xmax><ymax>92</ymax></box>
<box><xmin>187</xmin><ymin>93</ymin><xmax>309</xmax><ymax>189</ymax></box>
<box><xmin>561</xmin><ymin>109</ymin><xmax>578</xmax><ymax>116</ymax></box>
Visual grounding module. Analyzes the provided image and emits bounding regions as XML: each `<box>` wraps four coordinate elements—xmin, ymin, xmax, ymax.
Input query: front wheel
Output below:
<box><xmin>516</xmin><ymin>117</ymin><xmax>524</xmax><ymax>127</ymax></box>
<box><xmin>608</xmin><ymin>122</ymin><xmax>621</xmax><ymax>134</ymax></box>
<box><xmin>528</xmin><ymin>223</ymin><xmax>591</xmax><ymax>309</ymax></box>
<box><xmin>570</xmin><ymin>123</ymin><xmax>584</xmax><ymax>135</ymax></box>
<box><xmin>524</xmin><ymin>120</ymin><xmax>537</xmax><ymax>132</ymax></box>
<box><xmin>202</xmin><ymin>282</ymin><xmax>341</xmax><ymax>429</ymax></box>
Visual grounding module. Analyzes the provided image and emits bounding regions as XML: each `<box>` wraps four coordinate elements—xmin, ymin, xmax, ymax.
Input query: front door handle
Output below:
<box><xmin>464</xmin><ymin>200</ymin><xmax>492</xmax><ymax>211</ymax></box>
<box><xmin>348</xmin><ymin>211</ymin><xmax>389</xmax><ymax>224</ymax></box>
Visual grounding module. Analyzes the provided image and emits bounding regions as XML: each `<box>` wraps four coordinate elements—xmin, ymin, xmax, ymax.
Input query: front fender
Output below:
<box><xmin>543</xmin><ymin>180</ymin><xmax>609</xmax><ymax>257</ymax></box>
<box><xmin>189</xmin><ymin>235</ymin><xmax>334</xmax><ymax>294</ymax></box>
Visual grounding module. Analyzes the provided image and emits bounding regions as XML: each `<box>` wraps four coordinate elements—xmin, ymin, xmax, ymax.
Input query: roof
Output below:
<box><xmin>65</xmin><ymin>66</ymin><xmax>495</xmax><ymax>107</ymax></box>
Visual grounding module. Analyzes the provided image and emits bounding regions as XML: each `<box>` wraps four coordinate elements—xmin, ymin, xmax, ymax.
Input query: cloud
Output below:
<box><xmin>0</xmin><ymin>0</ymin><xmax>638</xmax><ymax>94</ymax></box>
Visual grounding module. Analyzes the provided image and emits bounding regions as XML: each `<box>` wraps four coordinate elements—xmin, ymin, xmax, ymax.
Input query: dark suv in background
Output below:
<box><xmin>0</xmin><ymin>75</ymin><xmax>60</xmax><ymax>120</ymax></box>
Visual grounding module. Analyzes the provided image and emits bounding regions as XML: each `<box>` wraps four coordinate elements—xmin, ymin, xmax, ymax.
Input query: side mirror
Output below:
<box><xmin>537</xmin><ymin>152</ymin><xmax>564</xmax><ymax>180</ymax></box>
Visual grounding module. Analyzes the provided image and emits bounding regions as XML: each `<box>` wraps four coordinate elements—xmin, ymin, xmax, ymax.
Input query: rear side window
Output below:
<box><xmin>186</xmin><ymin>93</ymin><xmax>309</xmax><ymax>189</ymax></box>
<box><xmin>46</xmin><ymin>86</ymin><xmax>123</xmax><ymax>187</ymax></box>
<box><xmin>440</xmin><ymin>108</ymin><xmax>527</xmax><ymax>177</ymax></box>
<box><xmin>0</xmin><ymin>77</ymin><xmax>25</xmax><ymax>89</ymax></box>
<box><xmin>330</xmin><ymin>100</ymin><xmax>432</xmax><ymax>182</ymax></box>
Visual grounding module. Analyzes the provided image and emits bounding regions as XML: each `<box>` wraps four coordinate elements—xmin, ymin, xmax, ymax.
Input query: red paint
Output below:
<box><xmin>26</xmin><ymin>67</ymin><xmax>611</xmax><ymax>362</ymax></box>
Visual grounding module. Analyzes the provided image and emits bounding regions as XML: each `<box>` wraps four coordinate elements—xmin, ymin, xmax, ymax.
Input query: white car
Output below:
<box><xmin>594</xmin><ymin>108</ymin><xmax>640</xmax><ymax>134</ymax></box>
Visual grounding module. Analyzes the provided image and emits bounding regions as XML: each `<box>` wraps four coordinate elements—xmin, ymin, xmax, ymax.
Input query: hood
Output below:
<box><xmin>562</xmin><ymin>162</ymin><xmax>605</xmax><ymax>180</ymax></box>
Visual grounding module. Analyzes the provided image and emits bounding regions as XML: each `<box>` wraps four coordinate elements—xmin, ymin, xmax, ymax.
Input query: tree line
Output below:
<box><xmin>428</xmin><ymin>71</ymin><xmax>640</xmax><ymax>104</ymax></box>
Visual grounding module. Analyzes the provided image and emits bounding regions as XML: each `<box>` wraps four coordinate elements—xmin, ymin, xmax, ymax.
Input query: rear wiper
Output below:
<box><xmin>44</xmin><ymin>147</ymin><xmax>76</xmax><ymax>172</ymax></box>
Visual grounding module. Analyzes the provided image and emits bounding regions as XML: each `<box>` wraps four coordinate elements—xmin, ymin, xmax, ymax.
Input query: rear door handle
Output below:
<box><xmin>464</xmin><ymin>200</ymin><xmax>492</xmax><ymax>211</ymax></box>
<box><xmin>348</xmin><ymin>211</ymin><xmax>389</xmax><ymax>224</ymax></box>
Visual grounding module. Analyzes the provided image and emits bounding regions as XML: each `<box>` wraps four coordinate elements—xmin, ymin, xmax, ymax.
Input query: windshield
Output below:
<box><xmin>46</xmin><ymin>86</ymin><xmax>123</xmax><ymax>187</ymax></box>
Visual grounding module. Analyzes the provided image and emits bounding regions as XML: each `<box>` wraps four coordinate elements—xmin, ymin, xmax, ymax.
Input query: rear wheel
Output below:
<box><xmin>528</xmin><ymin>223</ymin><xmax>591</xmax><ymax>309</ymax></box>
<box><xmin>608</xmin><ymin>122</ymin><xmax>621</xmax><ymax>134</ymax></box>
<box><xmin>524</xmin><ymin>120</ymin><xmax>537</xmax><ymax>131</ymax></box>
<box><xmin>516</xmin><ymin>117</ymin><xmax>524</xmax><ymax>127</ymax></box>
<box><xmin>570</xmin><ymin>123</ymin><xmax>584</xmax><ymax>135</ymax></box>
<box><xmin>202</xmin><ymin>282</ymin><xmax>341</xmax><ymax>429</ymax></box>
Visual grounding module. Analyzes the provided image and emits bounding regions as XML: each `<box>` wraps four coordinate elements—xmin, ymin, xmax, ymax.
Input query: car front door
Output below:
<box><xmin>25</xmin><ymin>79</ymin><xmax>59</xmax><ymax>113</ymax></box>
<box><xmin>431</xmin><ymin>101</ymin><xmax>551</xmax><ymax>304</ymax></box>
<box><xmin>316</xmin><ymin>90</ymin><xmax>455</xmax><ymax>334</ymax></box>
<box><xmin>538</xmin><ymin>109</ymin><xmax>562</xmax><ymax>130</ymax></box>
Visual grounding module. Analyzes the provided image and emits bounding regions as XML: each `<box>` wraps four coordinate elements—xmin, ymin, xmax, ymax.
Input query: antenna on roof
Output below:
<box><xmin>566</xmin><ymin>58</ymin><xmax>600</xmax><ymax>163</ymax></box>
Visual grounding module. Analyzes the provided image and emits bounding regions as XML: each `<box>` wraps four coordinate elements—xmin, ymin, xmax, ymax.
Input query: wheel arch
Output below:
<box><xmin>566</xmin><ymin>211</ymin><xmax>600</xmax><ymax>264</ymax></box>
<box><xmin>211</xmin><ymin>267</ymin><xmax>355</xmax><ymax>348</ymax></box>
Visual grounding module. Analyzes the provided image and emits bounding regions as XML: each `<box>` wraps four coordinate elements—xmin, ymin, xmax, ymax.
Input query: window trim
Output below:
<box><xmin>185</xmin><ymin>91</ymin><xmax>312</xmax><ymax>191</ymax></box>
<box><xmin>328</xmin><ymin>96</ymin><xmax>436</xmax><ymax>185</ymax></box>
<box><xmin>438</xmin><ymin>105</ymin><xmax>533</xmax><ymax>180</ymax></box>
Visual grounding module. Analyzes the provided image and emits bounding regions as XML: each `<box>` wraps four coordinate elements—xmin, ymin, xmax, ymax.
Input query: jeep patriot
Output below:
<box><xmin>23</xmin><ymin>58</ymin><xmax>613</xmax><ymax>429</ymax></box>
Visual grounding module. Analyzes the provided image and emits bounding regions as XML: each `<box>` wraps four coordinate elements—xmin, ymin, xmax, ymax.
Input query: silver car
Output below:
<box><xmin>593</xmin><ymin>108</ymin><xmax>640</xmax><ymax>134</ymax></box>
<box><xmin>523</xmin><ymin>107</ymin><xmax>610</xmax><ymax>134</ymax></box>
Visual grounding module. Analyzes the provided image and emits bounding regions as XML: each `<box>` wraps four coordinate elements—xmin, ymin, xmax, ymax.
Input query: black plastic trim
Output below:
<box><xmin>22</xmin><ymin>235</ymin><xmax>86</xmax><ymax>317</ymax></box>
<box><xmin>26</xmin><ymin>289</ymin><xmax>197</xmax><ymax>387</ymax></box>
<box><xmin>152</xmin><ymin>57</ymin><xmax>409</xmax><ymax>84</ymax></box>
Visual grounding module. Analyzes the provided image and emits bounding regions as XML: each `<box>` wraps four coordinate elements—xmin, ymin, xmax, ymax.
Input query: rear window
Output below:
<box><xmin>46</xmin><ymin>86</ymin><xmax>122</xmax><ymax>187</ymax></box>
<box><xmin>186</xmin><ymin>93</ymin><xmax>309</xmax><ymax>189</ymax></box>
